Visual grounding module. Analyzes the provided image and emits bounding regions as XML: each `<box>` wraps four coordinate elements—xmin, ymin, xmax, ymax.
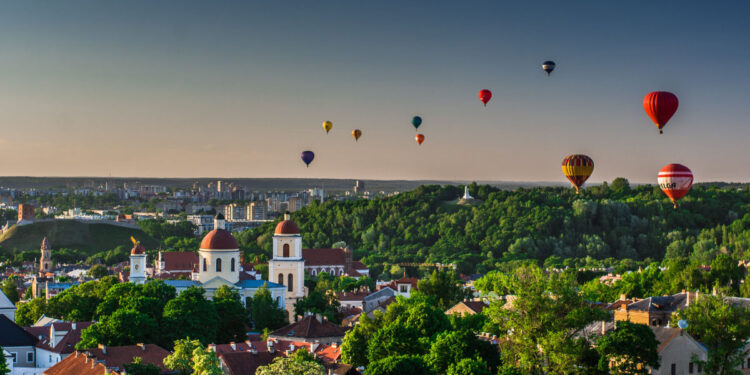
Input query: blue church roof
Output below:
<box><xmin>235</xmin><ymin>279</ymin><xmax>286</xmax><ymax>289</ymax></box>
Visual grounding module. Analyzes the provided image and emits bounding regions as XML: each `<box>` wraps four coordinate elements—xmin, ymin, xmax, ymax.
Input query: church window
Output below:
<box><xmin>231</xmin><ymin>258</ymin><xmax>235</xmax><ymax>272</ymax></box>
<box><xmin>278</xmin><ymin>273</ymin><xmax>284</xmax><ymax>285</ymax></box>
<box><xmin>135</xmin><ymin>264</ymin><xmax>139</xmax><ymax>271</ymax></box>
<box><xmin>203</xmin><ymin>258</ymin><xmax>207</xmax><ymax>272</ymax></box>
<box><xmin>216</xmin><ymin>258</ymin><xmax>222</xmax><ymax>272</ymax></box>
<box><xmin>283</xmin><ymin>244</ymin><xmax>290</xmax><ymax>257</ymax></box>
<box><xmin>288</xmin><ymin>274</ymin><xmax>294</xmax><ymax>292</ymax></box>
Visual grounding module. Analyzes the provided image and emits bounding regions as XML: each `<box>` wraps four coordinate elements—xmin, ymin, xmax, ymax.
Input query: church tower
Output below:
<box><xmin>129</xmin><ymin>238</ymin><xmax>147</xmax><ymax>284</ymax></box>
<box><xmin>268</xmin><ymin>213</ymin><xmax>305</xmax><ymax>318</ymax></box>
<box><xmin>39</xmin><ymin>237</ymin><xmax>53</xmax><ymax>276</ymax></box>
<box><xmin>197</xmin><ymin>213</ymin><xmax>240</xmax><ymax>284</ymax></box>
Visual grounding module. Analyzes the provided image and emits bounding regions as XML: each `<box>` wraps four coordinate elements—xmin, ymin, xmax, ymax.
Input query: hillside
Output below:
<box><xmin>0</xmin><ymin>220</ymin><xmax>159</xmax><ymax>254</ymax></box>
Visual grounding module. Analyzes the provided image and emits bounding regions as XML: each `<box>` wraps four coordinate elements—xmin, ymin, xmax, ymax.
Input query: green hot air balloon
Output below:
<box><xmin>411</xmin><ymin>116</ymin><xmax>422</xmax><ymax>131</ymax></box>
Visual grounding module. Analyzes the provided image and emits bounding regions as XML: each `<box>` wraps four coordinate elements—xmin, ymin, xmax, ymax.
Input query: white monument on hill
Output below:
<box><xmin>462</xmin><ymin>186</ymin><xmax>474</xmax><ymax>200</ymax></box>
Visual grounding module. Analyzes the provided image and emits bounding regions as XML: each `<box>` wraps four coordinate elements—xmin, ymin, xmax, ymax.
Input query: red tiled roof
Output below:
<box><xmin>336</xmin><ymin>292</ymin><xmax>368</xmax><ymax>302</ymax></box>
<box><xmin>302</xmin><ymin>248</ymin><xmax>346</xmax><ymax>266</ymax></box>
<box><xmin>43</xmin><ymin>352</ymin><xmax>107</xmax><ymax>375</ymax></box>
<box><xmin>315</xmin><ymin>343</ymin><xmax>341</xmax><ymax>363</ymax></box>
<box><xmin>85</xmin><ymin>344</ymin><xmax>171</xmax><ymax>373</ymax></box>
<box><xmin>160</xmin><ymin>252</ymin><xmax>198</xmax><ymax>271</ymax></box>
<box><xmin>462</xmin><ymin>301</ymin><xmax>489</xmax><ymax>314</ymax></box>
<box><xmin>351</xmin><ymin>261</ymin><xmax>368</xmax><ymax>270</ymax></box>
<box><xmin>26</xmin><ymin>322</ymin><xmax>94</xmax><ymax>354</ymax></box>
<box><xmin>269</xmin><ymin>316</ymin><xmax>347</xmax><ymax>340</ymax></box>
<box><xmin>220</xmin><ymin>351</ymin><xmax>280</xmax><ymax>375</ymax></box>
<box><xmin>200</xmin><ymin>229</ymin><xmax>239</xmax><ymax>250</ymax></box>
<box><xmin>275</xmin><ymin>220</ymin><xmax>300</xmax><ymax>235</ymax></box>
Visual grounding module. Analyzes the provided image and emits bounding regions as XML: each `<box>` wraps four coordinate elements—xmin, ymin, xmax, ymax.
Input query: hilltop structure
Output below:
<box><xmin>39</xmin><ymin>237</ymin><xmax>53</xmax><ymax>277</ymax></box>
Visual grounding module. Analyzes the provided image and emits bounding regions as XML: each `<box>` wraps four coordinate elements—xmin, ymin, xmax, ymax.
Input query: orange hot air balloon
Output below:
<box><xmin>415</xmin><ymin>134</ymin><xmax>425</xmax><ymax>145</ymax></box>
<box><xmin>643</xmin><ymin>91</ymin><xmax>679</xmax><ymax>134</ymax></box>
<box><xmin>561</xmin><ymin>154</ymin><xmax>594</xmax><ymax>193</ymax></box>
<box><xmin>478</xmin><ymin>89</ymin><xmax>492</xmax><ymax>106</ymax></box>
<box><xmin>352</xmin><ymin>129</ymin><xmax>362</xmax><ymax>141</ymax></box>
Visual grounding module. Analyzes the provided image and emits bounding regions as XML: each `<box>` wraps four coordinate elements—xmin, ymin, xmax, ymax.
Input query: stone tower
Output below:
<box><xmin>39</xmin><ymin>237</ymin><xmax>53</xmax><ymax>275</ymax></box>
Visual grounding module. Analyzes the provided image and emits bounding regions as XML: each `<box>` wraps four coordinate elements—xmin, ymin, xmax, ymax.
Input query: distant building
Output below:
<box><xmin>154</xmin><ymin>251</ymin><xmax>199</xmax><ymax>279</ymax></box>
<box><xmin>354</xmin><ymin>180</ymin><xmax>364</xmax><ymax>195</ymax></box>
<box><xmin>224</xmin><ymin>203</ymin><xmax>246</xmax><ymax>221</ymax></box>
<box><xmin>39</xmin><ymin>237</ymin><xmax>54</xmax><ymax>277</ymax></box>
<box><xmin>187</xmin><ymin>214</ymin><xmax>214</xmax><ymax>235</ymax></box>
<box><xmin>248</xmin><ymin>201</ymin><xmax>267</xmax><ymax>220</ymax></box>
<box><xmin>268</xmin><ymin>315</ymin><xmax>347</xmax><ymax>345</ymax></box>
<box><xmin>462</xmin><ymin>186</ymin><xmax>473</xmax><ymax>200</ymax></box>
<box><xmin>18</xmin><ymin>203</ymin><xmax>35</xmax><ymax>223</ymax></box>
<box><xmin>445</xmin><ymin>300</ymin><xmax>488</xmax><ymax>316</ymax></box>
<box><xmin>287</xmin><ymin>196</ymin><xmax>302</xmax><ymax>212</ymax></box>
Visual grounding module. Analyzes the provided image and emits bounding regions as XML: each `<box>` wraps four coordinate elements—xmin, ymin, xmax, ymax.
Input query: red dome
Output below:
<box><xmin>200</xmin><ymin>229</ymin><xmax>239</xmax><ymax>250</ymax></box>
<box><xmin>275</xmin><ymin>220</ymin><xmax>300</xmax><ymax>235</ymax></box>
<box><xmin>131</xmin><ymin>243</ymin><xmax>146</xmax><ymax>255</ymax></box>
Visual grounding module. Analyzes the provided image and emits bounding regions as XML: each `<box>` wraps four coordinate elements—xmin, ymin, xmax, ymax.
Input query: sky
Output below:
<box><xmin>1</xmin><ymin>1</ymin><xmax>749</xmax><ymax>183</ymax></box>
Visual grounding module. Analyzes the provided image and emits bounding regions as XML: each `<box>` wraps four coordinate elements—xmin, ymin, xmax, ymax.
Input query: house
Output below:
<box><xmin>302</xmin><ymin>248</ymin><xmax>369</xmax><ymax>278</ymax></box>
<box><xmin>445</xmin><ymin>300</ymin><xmax>489</xmax><ymax>316</ymax></box>
<box><xmin>24</xmin><ymin>321</ymin><xmax>93</xmax><ymax>368</ymax></box>
<box><xmin>0</xmin><ymin>315</ymin><xmax>38</xmax><ymax>369</ymax></box>
<box><xmin>336</xmin><ymin>291</ymin><xmax>368</xmax><ymax>310</ymax></box>
<box><xmin>0</xmin><ymin>289</ymin><xmax>16</xmax><ymax>321</ymax></box>
<box><xmin>380</xmin><ymin>277</ymin><xmax>419</xmax><ymax>298</ymax></box>
<box><xmin>268</xmin><ymin>315</ymin><xmax>348</xmax><ymax>345</ymax></box>
<box><xmin>43</xmin><ymin>344</ymin><xmax>171</xmax><ymax>375</ymax></box>
<box><xmin>362</xmin><ymin>287</ymin><xmax>397</xmax><ymax>313</ymax></box>
<box><xmin>154</xmin><ymin>251</ymin><xmax>198</xmax><ymax>279</ymax></box>
<box><xmin>614</xmin><ymin>291</ymin><xmax>695</xmax><ymax>327</ymax></box>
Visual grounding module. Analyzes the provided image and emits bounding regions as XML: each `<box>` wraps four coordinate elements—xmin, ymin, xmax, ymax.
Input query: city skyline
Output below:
<box><xmin>1</xmin><ymin>1</ymin><xmax>749</xmax><ymax>183</ymax></box>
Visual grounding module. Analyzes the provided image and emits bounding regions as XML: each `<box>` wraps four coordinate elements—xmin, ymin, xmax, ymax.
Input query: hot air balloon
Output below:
<box><xmin>415</xmin><ymin>134</ymin><xmax>425</xmax><ymax>145</ymax></box>
<box><xmin>411</xmin><ymin>116</ymin><xmax>422</xmax><ymax>131</ymax></box>
<box><xmin>561</xmin><ymin>154</ymin><xmax>594</xmax><ymax>193</ymax></box>
<box><xmin>478</xmin><ymin>89</ymin><xmax>492</xmax><ymax>107</ymax></box>
<box><xmin>322</xmin><ymin>121</ymin><xmax>333</xmax><ymax>134</ymax></box>
<box><xmin>643</xmin><ymin>91</ymin><xmax>679</xmax><ymax>134</ymax></box>
<box><xmin>352</xmin><ymin>129</ymin><xmax>362</xmax><ymax>141</ymax></box>
<box><xmin>301</xmin><ymin>151</ymin><xmax>315</xmax><ymax>168</ymax></box>
<box><xmin>658</xmin><ymin>163</ymin><xmax>693</xmax><ymax>208</ymax></box>
<box><xmin>542</xmin><ymin>60</ymin><xmax>556</xmax><ymax>76</ymax></box>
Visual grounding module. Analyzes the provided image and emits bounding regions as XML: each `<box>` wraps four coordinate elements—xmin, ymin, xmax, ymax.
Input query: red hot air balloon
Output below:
<box><xmin>658</xmin><ymin>163</ymin><xmax>693</xmax><ymax>208</ymax></box>
<box><xmin>643</xmin><ymin>91</ymin><xmax>679</xmax><ymax>134</ymax></box>
<box><xmin>478</xmin><ymin>89</ymin><xmax>492</xmax><ymax>107</ymax></box>
<box><xmin>415</xmin><ymin>134</ymin><xmax>425</xmax><ymax>145</ymax></box>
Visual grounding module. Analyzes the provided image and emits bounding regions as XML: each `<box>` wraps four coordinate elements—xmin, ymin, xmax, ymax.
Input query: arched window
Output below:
<box><xmin>339</xmin><ymin>269</ymin><xmax>343</xmax><ymax>276</ymax></box>
<box><xmin>288</xmin><ymin>273</ymin><xmax>294</xmax><ymax>292</ymax></box>
<box><xmin>203</xmin><ymin>258</ymin><xmax>207</xmax><ymax>272</ymax></box>
<box><xmin>231</xmin><ymin>258</ymin><xmax>235</xmax><ymax>272</ymax></box>
<box><xmin>278</xmin><ymin>273</ymin><xmax>284</xmax><ymax>285</ymax></box>
<box><xmin>216</xmin><ymin>258</ymin><xmax>222</xmax><ymax>272</ymax></box>
<box><xmin>283</xmin><ymin>244</ymin><xmax>290</xmax><ymax>257</ymax></box>
<box><xmin>312</xmin><ymin>269</ymin><xmax>317</xmax><ymax>276</ymax></box>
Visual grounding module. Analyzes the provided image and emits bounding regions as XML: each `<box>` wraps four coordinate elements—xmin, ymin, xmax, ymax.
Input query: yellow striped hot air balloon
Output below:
<box><xmin>561</xmin><ymin>154</ymin><xmax>594</xmax><ymax>193</ymax></box>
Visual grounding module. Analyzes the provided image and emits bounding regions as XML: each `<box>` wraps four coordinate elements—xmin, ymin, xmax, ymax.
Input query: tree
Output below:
<box><xmin>161</xmin><ymin>287</ymin><xmax>218</xmax><ymax>346</ymax></box>
<box><xmin>672</xmin><ymin>295</ymin><xmax>750</xmax><ymax>375</ymax></box>
<box><xmin>485</xmin><ymin>265</ymin><xmax>608</xmax><ymax>374</ymax></box>
<box><xmin>248</xmin><ymin>283</ymin><xmax>287</xmax><ymax>331</ymax></box>
<box><xmin>446</xmin><ymin>358</ymin><xmax>492</xmax><ymax>375</ymax></box>
<box><xmin>164</xmin><ymin>338</ymin><xmax>202</xmax><ymax>375</ymax></box>
<box><xmin>0</xmin><ymin>346</ymin><xmax>9</xmax><ymax>375</ymax></box>
<box><xmin>1</xmin><ymin>279</ymin><xmax>18</xmax><ymax>304</ymax></box>
<box><xmin>255</xmin><ymin>356</ymin><xmax>326</xmax><ymax>375</ymax></box>
<box><xmin>123</xmin><ymin>357</ymin><xmax>161</xmax><ymax>375</ymax></box>
<box><xmin>595</xmin><ymin>321</ymin><xmax>660</xmax><ymax>374</ymax></box>
<box><xmin>88</xmin><ymin>264</ymin><xmax>109</xmax><ymax>279</ymax></box>
<box><xmin>424</xmin><ymin>329</ymin><xmax>500</xmax><ymax>374</ymax></box>
<box><xmin>367</xmin><ymin>321</ymin><xmax>424</xmax><ymax>363</ymax></box>
<box><xmin>416</xmin><ymin>270</ymin><xmax>470</xmax><ymax>310</ymax></box>
<box><xmin>294</xmin><ymin>290</ymin><xmax>340</xmax><ymax>323</ymax></box>
<box><xmin>77</xmin><ymin>309</ymin><xmax>159</xmax><ymax>349</ymax></box>
<box><xmin>366</xmin><ymin>355</ymin><xmax>430</xmax><ymax>375</ymax></box>
<box><xmin>191</xmin><ymin>345</ymin><xmax>222</xmax><ymax>375</ymax></box>
<box><xmin>15</xmin><ymin>297</ymin><xmax>47</xmax><ymax>326</ymax></box>
<box><xmin>212</xmin><ymin>285</ymin><xmax>249</xmax><ymax>343</ymax></box>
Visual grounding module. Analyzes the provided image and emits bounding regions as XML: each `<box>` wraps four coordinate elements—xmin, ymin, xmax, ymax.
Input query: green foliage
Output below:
<box><xmin>212</xmin><ymin>285</ymin><xmax>249</xmax><ymax>343</ymax></box>
<box><xmin>0</xmin><ymin>346</ymin><xmax>10</xmax><ymax>375</ymax></box>
<box><xmin>138</xmin><ymin>220</ymin><xmax>196</xmax><ymax>241</ymax></box>
<box><xmin>123</xmin><ymin>357</ymin><xmax>161</xmax><ymax>375</ymax></box>
<box><xmin>87</xmin><ymin>264</ymin><xmax>109</xmax><ymax>279</ymax></box>
<box><xmin>366</xmin><ymin>355</ymin><xmax>430</xmax><ymax>375</ymax></box>
<box><xmin>14</xmin><ymin>297</ymin><xmax>46</xmax><ymax>326</ymax></box>
<box><xmin>248</xmin><ymin>283</ymin><xmax>287</xmax><ymax>331</ymax></box>
<box><xmin>1</xmin><ymin>279</ymin><xmax>18</xmax><ymax>304</ymax></box>
<box><xmin>596</xmin><ymin>321</ymin><xmax>660</xmax><ymax>374</ymax></box>
<box><xmin>47</xmin><ymin>277</ymin><xmax>119</xmax><ymax>321</ymax></box>
<box><xmin>190</xmin><ymin>344</ymin><xmax>222</xmax><ymax>375</ymax></box>
<box><xmin>162</xmin><ymin>287</ymin><xmax>219</xmax><ymax>346</ymax></box>
<box><xmin>416</xmin><ymin>270</ymin><xmax>471</xmax><ymax>310</ymax></box>
<box><xmin>424</xmin><ymin>329</ymin><xmax>500</xmax><ymax>374</ymax></box>
<box><xmin>77</xmin><ymin>308</ymin><xmax>159</xmax><ymax>349</ymax></box>
<box><xmin>164</xmin><ymin>338</ymin><xmax>202</xmax><ymax>375</ymax></box>
<box><xmin>255</xmin><ymin>355</ymin><xmax>326</xmax><ymax>375</ymax></box>
<box><xmin>294</xmin><ymin>290</ymin><xmax>340</xmax><ymax>323</ymax></box>
<box><xmin>446</xmin><ymin>358</ymin><xmax>492</xmax><ymax>375</ymax></box>
<box><xmin>672</xmin><ymin>295</ymin><xmax>750</xmax><ymax>375</ymax></box>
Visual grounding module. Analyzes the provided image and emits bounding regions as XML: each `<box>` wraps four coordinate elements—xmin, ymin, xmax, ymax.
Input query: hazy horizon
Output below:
<box><xmin>1</xmin><ymin>1</ymin><xmax>749</xmax><ymax>183</ymax></box>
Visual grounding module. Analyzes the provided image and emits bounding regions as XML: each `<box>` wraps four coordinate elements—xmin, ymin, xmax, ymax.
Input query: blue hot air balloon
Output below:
<box><xmin>301</xmin><ymin>151</ymin><xmax>315</xmax><ymax>167</ymax></box>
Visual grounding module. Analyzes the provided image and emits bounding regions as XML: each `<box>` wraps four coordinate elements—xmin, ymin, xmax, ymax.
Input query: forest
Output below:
<box><xmin>238</xmin><ymin>179</ymin><xmax>750</xmax><ymax>279</ymax></box>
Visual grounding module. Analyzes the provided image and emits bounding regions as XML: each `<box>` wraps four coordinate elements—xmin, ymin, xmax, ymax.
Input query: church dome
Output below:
<box><xmin>275</xmin><ymin>217</ymin><xmax>300</xmax><ymax>235</ymax></box>
<box><xmin>200</xmin><ymin>229</ymin><xmax>239</xmax><ymax>250</ymax></box>
<box><xmin>131</xmin><ymin>243</ymin><xmax>146</xmax><ymax>255</ymax></box>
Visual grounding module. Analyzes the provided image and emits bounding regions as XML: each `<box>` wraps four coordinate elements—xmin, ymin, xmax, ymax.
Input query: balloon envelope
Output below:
<box><xmin>301</xmin><ymin>151</ymin><xmax>315</xmax><ymax>167</ymax></box>
<box><xmin>643</xmin><ymin>91</ymin><xmax>679</xmax><ymax>134</ymax></box>
<box><xmin>411</xmin><ymin>116</ymin><xmax>422</xmax><ymax>130</ymax></box>
<box><xmin>658</xmin><ymin>163</ymin><xmax>693</xmax><ymax>205</ymax></box>
<box><xmin>322</xmin><ymin>121</ymin><xmax>333</xmax><ymax>133</ymax></box>
<box><xmin>415</xmin><ymin>134</ymin><xmax>425</xmax><ymax>145</ymax></box>
<box><xmin>478</xmin><ymin>89</ymin><xmax>492</xmax><ymax>106</ymax></box>
<box><xmin>542</xmin><ymin>60</ymin><xmax>556</xmax><ymax>75</ymax></box>
<box><xmin>352</xmin><ymin>129</ymin><xmax>362</xmax><ymax>141</ymax></box>
<box><xmin>561</xmin><ymin>154</ymin><xmax>594</xmax><ymax>193</ymax></box>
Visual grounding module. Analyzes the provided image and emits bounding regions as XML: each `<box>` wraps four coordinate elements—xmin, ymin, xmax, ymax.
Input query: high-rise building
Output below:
<box><xmin>354</xmin><ymin>180</ymin><xmax>365</xmax><ymax>194</ymax></box>
<box><xmin>224</xmin><ymin>203</ymin><xmax>246</xmax><ymax>221</ymax></box>
<box><xmin>248</xmin><ymin>201</ymin><xmax>267</xmax><ymax>220</ymax></box>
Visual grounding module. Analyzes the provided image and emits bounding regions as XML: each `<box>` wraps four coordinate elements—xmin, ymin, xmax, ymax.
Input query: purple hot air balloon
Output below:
<box><xmin>301</xmin><ymin>151</ymin><xmax>315</xmax><ymax>167</ymax></box>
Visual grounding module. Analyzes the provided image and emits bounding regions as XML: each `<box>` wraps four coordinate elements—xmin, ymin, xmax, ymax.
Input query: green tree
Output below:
<box><xmin>248</xmin><ymin>283</ymin><xmax>287</xmax><ymax>331</ymax></box>
<box><xmin>164</xmin><ymin>338</ymin><xmax>202</xmax><ymax>375</ymax></box>
<box><xmin>77</xmin><ymin>309</ymin><xmax>159</xmax><ymax>349</ymax></box>
<box><xmin>87</xmin><ymin>264</ymin><xmax>109</xmax><ymax>279</ymax></box>
<box><xmin>416</xmin><ymin>270</ymin><xmax>470</xmax><ymax>310</ymax></box>
<box><xmin>294</xmin><ymin>290</ymin><xmax>340</xmax><ymax>323</ymax></box>
<box><xmin>212</xmin><ymin>285</ymin><xmax>249</xmax><ymax>343</ymax></box>
<box><xmin>672</xmin><ymin>295</ymin><xmax>750</xmax><ymax>375</ymax></box>
<box><xmin>1</xmin><ymin>279</ymin><xmax>18</xmax><ymax>304</ymax></box>
<box><xmin>446</xmin><ymin>358</ymin><xmax>492</xmax><ymax>375</ymax></box>
<box><xmin>595</xmin><ymin>321</ymin><xmax>660</xmax><ymax>374</ymax></box>
<box><xmin>161</xmin><ymin>287</ymin><xmax>219</xmax><ymax>346</ymax></box>
<box><xmin>424</xmin><ymin>329</ymin><xmax>500</xmax><ymax>374</ymax></box>
<box><xmin>255</xmin><ymin>356</ymin><xmax>326</xmax><ymax>375</ymax></box>
<box><xmin>366</xmin><ymin>355</ymin><xmax>430</xmax><ymax>375</ymax></box>
<box><xmin>0</xmin><ymin>346</ymin><xmax>10</xmax><ymax>375</ymax></box>
<box><xmin>123</xmin><ymin>357</ymin><xmax>161</xmax><ymax>375</ymax></box>
<box><xmin>367</xmin><ymin>321</ymin><xmax>424</xmax><ymax>363</ymax></box>
<box><xmin>15</xmin><ymin>297</ymin><xmax>47</xmax><ymax>326</ymax></box>
<box><xmin>191</xmin><ymin>344</ymin><xmax>222</xmax><ymax>375</ymax></box>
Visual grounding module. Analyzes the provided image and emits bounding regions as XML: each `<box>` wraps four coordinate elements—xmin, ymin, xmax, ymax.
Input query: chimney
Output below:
<box><xmin>601</xmin><ymin>321</ymin><xmax>606</xmax><ymax>336</ymax></box>
<box><xmin>290</xmin><ymin>344</ymin><xmax>295</xmax><ymax>352</ymax></box>
<box><xmin>315</xmin><ymin>313</ymin><xmax>322</xmax><ymax>323</ymax></box>
<box><xmin>284</xmin><ymin>213</ymin><xmax>290</xmax><ymax>221</ymax></box>
<box><xmin>72</xmin><ymin>322</ymin><xmax>77</xmax><ymax>330</ymax></box>
<box><xmin>230</xmin><ymin>342</ymin><xmax>236</xmax><ymax>351</ymax></box>
<box><xmin>137</xmin><ymin>343</ymin><xmax>146</xmax><ymax>351</ymax></box>
<box><xmin>98</xmin><ymin>344</ymin><xmax>107</xmax><ymax>355</ymax></box>
<box><xmin>687</xmin><ymin>291</ymin><xmax>690</xmax><ymax>306</ymax></box>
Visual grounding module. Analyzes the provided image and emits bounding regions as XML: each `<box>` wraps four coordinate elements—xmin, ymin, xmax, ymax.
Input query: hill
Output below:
<box><xmin>0</xmin><ymin>220</ymin><xmax>159</xmax><ymax>255</ymax></box>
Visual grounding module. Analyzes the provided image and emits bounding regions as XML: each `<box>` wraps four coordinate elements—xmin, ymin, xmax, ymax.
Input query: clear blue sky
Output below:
<box><xmin>1</xmin><ymin>1</ymin><xmax>748</xmax><ymax>183</ymax></box>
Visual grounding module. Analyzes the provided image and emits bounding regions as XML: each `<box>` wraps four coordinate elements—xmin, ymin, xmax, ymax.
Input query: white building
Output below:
<box><xmin>0</xmin><ymin>290</ymin><xmax>16</xmax><ymax>321</ymax></box>
<box><xmin>268</xmin><ymin>214</ymin><xmax>306</xmax><ymax>318</ymax></box>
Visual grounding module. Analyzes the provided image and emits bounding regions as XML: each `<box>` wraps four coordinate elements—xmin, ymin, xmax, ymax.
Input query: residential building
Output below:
<box><xmin>0</xmin><ymin>315</ymin><xmax>38</xmax><ymax>369</ymax></box>
<box><xmin>0</xmin><ymin>290</ymin><xmax>16</xmax><ymax>321</ymax></box>
<box><xmin>303</xmin><ymin>248</ymin><xmax>369</xmax><ymax>278</ymax></box>
<box><xmin>187</xmin><ymin>214</ymin><xmax>214</xmax><ymax>235</ymax></box>
<box><xmin>24</xmin><ymin>322</ymin><xmax>94</xmax><ymax>368</ymax></box>
<box><xmin>154</xmin><ymin>251</ymin><xmax>198</xmax><ymax>279</ymax></box>
<box><xmin>224</xmin><ymin>203</ymin><xmax>246</xmax><ymax>221</ymax></box>
<box><xmin>268</xmin><ymin>315</ymin><xmax>347</xmax><ymax>345</ymax></box>
<box><xmin>248</xmin><ymin>201</ymin><xmax>267</xmax><ymax>220</ymax></box>
<box><xmin>43</xmin><ymin>344</ymin><xmax>171</xmax><ymax>375</ymax></box>
<box><xmin>445</xmin><ymin>300</ymin><xmax>489</xmax><ymax>316</ymax></box>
